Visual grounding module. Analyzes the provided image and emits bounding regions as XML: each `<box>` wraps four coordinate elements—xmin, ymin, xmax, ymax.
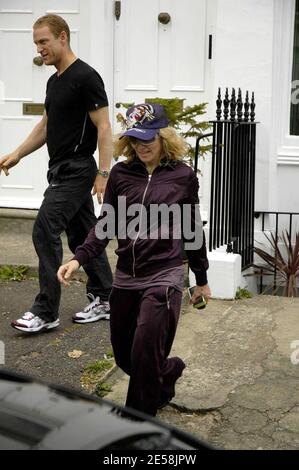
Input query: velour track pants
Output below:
<box><xmin>109</xmin><ymin>285</ymin><xmax>185</xmax><ymax>416</ymax></box>
<box><xmin>30</xmin><ymin>158</ymin><xmax>113</xmax><ymax>322</ymax></box>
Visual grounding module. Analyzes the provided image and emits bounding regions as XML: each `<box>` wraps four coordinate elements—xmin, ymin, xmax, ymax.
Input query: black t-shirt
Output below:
<box><xmin>45</xmin><ymin>59</ymin><xmax>108</xmax><ymax>168</ymax></box>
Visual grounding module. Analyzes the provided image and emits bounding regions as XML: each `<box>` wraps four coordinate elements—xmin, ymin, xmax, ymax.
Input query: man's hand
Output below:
<box><xmin>189</xmin><ymin>284</ymin><xmax>211</xmax><ymax>305</ymax></box>
<box><xmin>57</xmin><ymin>260</ymin><xmax>80</xmax><ymax>287</ymax></box>
<box><xmin>92</xmin><ymin>173</ymin><xmax>108</xmax><ymax>204</ymax></box>
<box><xmin>0</xmin><ymin>153</ymin><xmax>21</xmax><ymax>176</ymax></box>
<box><xmin>0</xmin><ymin>112</ymin><xmax>47</xmax><ymax>176</ymax></box>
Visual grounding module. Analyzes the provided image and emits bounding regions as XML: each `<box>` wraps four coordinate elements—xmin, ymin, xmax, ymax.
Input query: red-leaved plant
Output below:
<box><xmin>253</xmin><ymin>231</ymin><xmax>299</xmax><ymax>297</ymax></box>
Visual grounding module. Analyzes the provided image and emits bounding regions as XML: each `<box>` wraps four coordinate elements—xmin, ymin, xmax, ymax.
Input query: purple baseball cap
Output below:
<box><xmin>121</xmin><ymin>103</ymin><xmax>169</xmax><ymax>141</ymax></box>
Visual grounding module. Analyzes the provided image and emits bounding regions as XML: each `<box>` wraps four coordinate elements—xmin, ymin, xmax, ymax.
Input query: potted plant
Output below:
<box><xmin>253</xmin><ymin>231</ymin><xmax>299</xmax><ymax>297</ymax></box>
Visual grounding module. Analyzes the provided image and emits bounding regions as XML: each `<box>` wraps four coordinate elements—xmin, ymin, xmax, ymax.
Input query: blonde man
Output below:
<box><xmin>0</xmin><ymin>15</ymin><xmax>113</xmax><ymax>333</ymax></box>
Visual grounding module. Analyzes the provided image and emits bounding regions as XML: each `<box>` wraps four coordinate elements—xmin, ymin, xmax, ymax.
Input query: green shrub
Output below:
<box><xmin>84</xmin><ymin>359</ymin><xmax>112</xmax><ymax>374</ymax></box>
<box><xmin>235</xmin><ymin>287</ymin><xmax>252</xmax><ymax>300</ymax></box>
<box><xmin>95</xmin><ymin>382</ymin><xmax>112</xmax><ymax>398</ymax></box>
<box><xmin>0</xmin><ymin>265</ymin><xmax>28</xmax><ymax>281</ymax></box>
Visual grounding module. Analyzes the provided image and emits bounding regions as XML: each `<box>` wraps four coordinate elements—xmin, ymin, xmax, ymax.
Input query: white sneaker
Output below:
<box><xmin>72</xmin><ymin>294</ymin><xmax>110</xmax><ymax>324</ymax></box>
<box><xmin>11</xmin><ymin>312</ymin><xmax>60</xmax><ymax>333</ymax></box>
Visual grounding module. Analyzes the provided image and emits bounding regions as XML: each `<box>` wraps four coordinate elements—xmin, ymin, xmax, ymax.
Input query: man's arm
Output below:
<box><xmin>0</xmin><ymin>111</ymin><xmax>47</xmax><ymax>175</ymax></box>
<box><xmin>57</xmin><ymin>166</ymin><xmax>117</xmax><ymax>287</ymax></box>
<box><xmin>89</xmin><ymin>106</ymin><xmax>113</xmax><ymax>203</ymax></box>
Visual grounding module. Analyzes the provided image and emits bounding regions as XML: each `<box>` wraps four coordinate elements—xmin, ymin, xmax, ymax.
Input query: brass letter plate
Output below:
<box><xmin>23</xmin><ymin>103</ymin><xmax>44</xmax><ymax>115</ymax></box>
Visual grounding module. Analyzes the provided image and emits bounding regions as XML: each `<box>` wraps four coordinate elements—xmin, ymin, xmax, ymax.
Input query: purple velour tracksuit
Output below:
<box><xmin>74</xmin><ymin>158</ymin><xmax>209</xmax><ymax>415</ymax></box>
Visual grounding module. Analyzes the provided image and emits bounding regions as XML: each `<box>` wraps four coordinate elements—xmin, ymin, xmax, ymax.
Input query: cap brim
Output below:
<box><xmin>121</xmin><ymin>128</ymin><xmax>159</xmax><ymax>141</ymax></box>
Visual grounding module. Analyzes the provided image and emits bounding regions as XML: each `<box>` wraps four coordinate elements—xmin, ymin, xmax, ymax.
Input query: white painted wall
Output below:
<box><xmin>210</xmin><ymin>0</ymin><xmax>299</xmax><ymax>220</ymax></box>
<box><xmin>211</xmin><ymin>0</ymin><xmax>275</xmax><ymax>213</ymax></box>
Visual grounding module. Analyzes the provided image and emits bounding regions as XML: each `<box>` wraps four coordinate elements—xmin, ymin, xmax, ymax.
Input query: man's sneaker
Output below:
<box><xmin>72</xmin><ymin>294</ymin><xmax>110</xmax><ymax>324</ymax></box>
<box><xmin>11</xmin><ymin>312</ymin><xmax>59</xmax><ymax>333</ymax></box>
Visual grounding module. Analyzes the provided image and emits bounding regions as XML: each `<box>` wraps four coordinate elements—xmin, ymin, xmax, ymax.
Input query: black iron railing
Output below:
<box><xmin>208</xmin><ymin>88</ymin><xmax>257</xmax><ymax>270</ymax></box>
<box><xmin>254</xmin><ymin>211</ymin><xmax>299</xmax><ymax>292</ymax></box>
<box><xmin>194</xmin><ymin>133</ymin><xmax>213</xmax><ymax>175</ymax></box>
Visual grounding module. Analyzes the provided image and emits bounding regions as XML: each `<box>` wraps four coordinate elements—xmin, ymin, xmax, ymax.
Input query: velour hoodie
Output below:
<box><xmin>74</xmin><ymin>158</ymin><xmax>209</xmax><ymax>286</ymax></box>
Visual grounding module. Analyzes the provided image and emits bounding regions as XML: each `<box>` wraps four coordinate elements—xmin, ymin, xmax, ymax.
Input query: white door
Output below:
<box><xmin>113</xmin><ymin>0</ymin><xmax>214</xmax><ymax>214</ymax></box>
<box><xmin>0</xmin><ymin>0</ymin><xmax>91</xmax><ymax>208</ymax></box>
<box><xmin>0</xmin><ymin>0</ymin><xmax>215</xmax><ymax>210</ymax></box>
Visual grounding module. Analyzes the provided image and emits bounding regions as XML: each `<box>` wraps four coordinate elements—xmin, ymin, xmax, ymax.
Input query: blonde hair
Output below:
<box><xmin>33</xmin><ymin>14</ymin><xmax>71</xmax><ymax>44</ymax></box>
<box><xmin>114</xmin><ymin>127</ymin><xmax>188</xmax><ymax>164</ymax></box>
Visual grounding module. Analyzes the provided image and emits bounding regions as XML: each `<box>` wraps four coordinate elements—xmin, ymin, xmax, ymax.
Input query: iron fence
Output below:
<box><xmin>207</xmin><ymin>88</ymin><xmax>257</xmax><ymax>270</ymax></box>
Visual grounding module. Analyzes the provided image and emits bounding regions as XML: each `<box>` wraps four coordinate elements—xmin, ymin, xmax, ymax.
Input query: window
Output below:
<box><xmin>290</xmin><ymin>0</ymin><xmax>299</xmax><ymax>135</ymax></box>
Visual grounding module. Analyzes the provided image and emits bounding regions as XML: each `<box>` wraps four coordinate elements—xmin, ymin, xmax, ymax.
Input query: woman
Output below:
<box><xmin>58</xmin><ymin>103</ymin><xmax>211</xmax><ymax>416</ymax></box>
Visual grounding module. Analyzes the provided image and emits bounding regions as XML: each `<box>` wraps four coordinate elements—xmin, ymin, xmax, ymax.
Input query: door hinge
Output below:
<box><xmin>115</xmin><ymin>1</ymin><xmax>121</xmax><ymax>21</ymax></box>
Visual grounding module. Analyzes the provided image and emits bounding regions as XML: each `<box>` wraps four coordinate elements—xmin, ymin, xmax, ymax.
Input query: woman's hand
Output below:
<box><xmin>57</xmin><ymin>260</ymin><xmax>80</xmax><ymax>287</ymax></box>
<box><xmin>189</xmin><ymin>284</ymin><xmax>211</xmax><ymax>305</ymax></box>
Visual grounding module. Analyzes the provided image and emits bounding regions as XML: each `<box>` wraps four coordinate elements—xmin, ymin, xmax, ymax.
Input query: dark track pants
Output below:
<box><xmin>30</xmin><ymin>159</ymin><xmax>113</xmax><ymax>322</ymax></box>
<box><xmin>109</xmin><ymin>285</ymin><xmax>184</xmax><ymax>416</ymax></box>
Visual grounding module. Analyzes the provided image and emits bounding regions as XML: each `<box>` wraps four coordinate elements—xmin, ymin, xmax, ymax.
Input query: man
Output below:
<box><xmin>0</xmin><ymin>14</ymin><xmax>113</xmax><ymax>333</ymax></box>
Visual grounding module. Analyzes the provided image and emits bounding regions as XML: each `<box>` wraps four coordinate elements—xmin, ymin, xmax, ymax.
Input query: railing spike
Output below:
<box><xmin>230</xmin><ymin>88</ymin><xmax>236</xmax><ymax>122</ymax></box>
<box><xmin>244</xmin><ymin>90</ymin><xmax>249</xmax><ymax>122</ymax></box>
<box><xmin>223</xmin><ymin>87</ymin><xmax>229</xmax><ymax>120</ymax></box>
<box><xmin>237</xmin><ymin>88</ymin><xmax>243</xmax><ymax>122</ymax></box>
<box><xmin>250</xmin><ymin>91</ymin><xmax>256</xmax><ymax>122</ymax></box>
<box><xmin>216</xmin><ymin>87</ymin><xmax>222</xmax><ymax>120</ymax></box>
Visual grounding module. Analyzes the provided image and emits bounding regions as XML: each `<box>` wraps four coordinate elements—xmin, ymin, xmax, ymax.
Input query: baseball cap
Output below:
<box><xmin>121</xmin><ymin>103</ymin><xmax>169</xmax><ymax>141</ymax></box>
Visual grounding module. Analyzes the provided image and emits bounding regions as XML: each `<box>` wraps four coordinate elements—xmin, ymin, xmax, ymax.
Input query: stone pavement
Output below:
<box><xmin>0</xmin><ymin>279</ymin><xmax>112</xmax><ymax>391</ymax></box>
<box><xmin>106</xmin><ymin>295</ymin><xmax>299</xmax><ymax>449</ymax></box>
<box><xmin>1</xmin><ymin>210</ymin><xmax>299</xmax><ymax>449</ymax></box>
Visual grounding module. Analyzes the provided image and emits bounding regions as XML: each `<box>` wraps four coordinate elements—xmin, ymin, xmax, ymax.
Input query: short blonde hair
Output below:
<box><xmin>33</xmin><ymin>14</ymin><xmax>70</xmax><ymax>44</ymax></box>
<box><xmin>114</xmin><ymin>127</ymin><xmax>188</xmax><ymax>164</ymax></box>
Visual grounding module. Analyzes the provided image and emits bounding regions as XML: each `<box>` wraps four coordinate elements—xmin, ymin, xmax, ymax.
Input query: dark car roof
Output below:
<box><xmin>0</xmin><ymin>369</ymin><xmax>213</xmax><ymax>450</ymax></box>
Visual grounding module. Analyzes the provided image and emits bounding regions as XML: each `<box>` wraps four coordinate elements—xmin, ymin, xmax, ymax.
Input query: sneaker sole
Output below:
<box><xmin>72</xmin><ymin>314</ymin><xmax>110</xmax><ymax>324</ymax></box>
<box><xmin>11</xmin><ymin>319</ymin><xmax>60</xmax><ymax>333</ymax></box>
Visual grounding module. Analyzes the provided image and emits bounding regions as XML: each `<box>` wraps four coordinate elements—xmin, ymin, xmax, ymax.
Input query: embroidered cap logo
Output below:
<box><xmin>126</xmin><ymin>104</ymin><xmax>155</xmax><ymax>129</ymax></box>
